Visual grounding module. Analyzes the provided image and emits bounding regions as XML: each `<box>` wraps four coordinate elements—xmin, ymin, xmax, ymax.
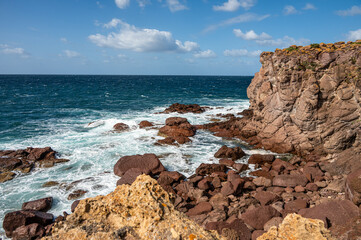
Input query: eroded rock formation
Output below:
<box><xmin>44</xmin><ymin>175</ymin><xmax>221</xmax><ymax>240</ymax></box>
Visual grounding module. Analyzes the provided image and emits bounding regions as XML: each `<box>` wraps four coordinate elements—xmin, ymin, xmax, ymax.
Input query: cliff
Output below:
<box><xmin>240</xmin><ymin>41</ymin><xmax>361</xmax><ymax>174</ymax></box>
<box><xmin>43</xmin><ymin>175</ymin><xmax>222</xmax><ymax>240</ymax></box>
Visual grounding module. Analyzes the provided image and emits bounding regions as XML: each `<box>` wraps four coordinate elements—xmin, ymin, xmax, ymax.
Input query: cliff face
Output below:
<box><xmin>242</xmin><ymin>41</ymin><xmax>361</xmax><ymax>170</ymax></box>
<box><xmin>44</xmin><ymin>175</ymin><xmax>221</xmax><ymax>240</ymax></box>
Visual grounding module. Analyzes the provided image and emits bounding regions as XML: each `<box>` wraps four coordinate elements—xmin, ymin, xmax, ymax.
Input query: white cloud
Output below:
<box><xmin>256</xmin><ymin>36</ymin><xmax>310</xmax><ymax>47</ymax></box>
<box><xmin>60</xmin><ymin>37</ymin><xmax>68</xmax><ymax>43</ymax></box>
<box><xmin>104</xmin><ymin>18</ymin><xmax>122</xmax><ymax>28</ymax></box>
<box><xmin>0</xmin><ymin>44</ymin><xmax>29</xmax><ymax>58</ymax></box>
<box><xmin>213</xmin><ymin>0</ymin><xmax>256</xmax><ymax>12</ymax></box>
<box><xmin>346</xmin><ymin>29</ymin><xmax>361</xmax><ymax>41</ymax></box>
<box><xmin>137</xmin><ymin>0</ymin><xmax>150</xmax><ymax>8</ymax></box>
<box><xmin>336</xmin><ymin>5</ymin><xmax>361</xmax><ymax>16</ymax></box>
<box><xmin>283</xmin><ymin>5</ymin><xmax>297</xmax><ymax>15</ymax></box>
<box><xmin>224</xmin><ymin>49</ymin><xmax>261</xmax><ymax>57</ymax></box>
<box><xmin>303</xmin><ymin>3</ymin><xmax>316</xmax><ymax>10</ymax></box>
<box><xmin>89</xmin><ymin>19</ymin><xmax>199</xmax><ymax>53</ymax></box>
<box><xmin>63</xmin><ymin>50</ymin><xmax>81</xmax><ymax>58</ymax></box>
<box><xmin>161</xmin><ymin>0</ymin><xmax>187</xmax><ymax>12</ymax></box>
<box><xmin>115</xmin><ymin>0</ymin><xmax>130</xmax><ymax>9</ymax></box>
<box><xmin>203</xmin><ymin>13</ymin><xmax>270</xmax><ymax>33</ymax></box>
<box><xmin>233</xmin><ymin>29</ymin><xmax>271</xmax><ymax>40</ymax></box>
<box><xmin>194</xmin><ymin>49</ymin><xmax>216</xmax><ymax>58</ymax></box>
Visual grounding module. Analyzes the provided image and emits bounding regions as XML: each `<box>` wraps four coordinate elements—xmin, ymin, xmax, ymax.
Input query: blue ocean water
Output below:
<box><xmin>0</xmin><ymin>75</ymin><xmax>272</xmax><ymax>237</ymax></box>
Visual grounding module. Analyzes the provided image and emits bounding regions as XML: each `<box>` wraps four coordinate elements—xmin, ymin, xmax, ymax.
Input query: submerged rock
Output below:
<box><xmin>44</xmin><ymin>175</ymin><xmax>221</xmax><ymax>240</ymax></box>
<box><xmin>258</xmin><ymin>213</ymin><xmax>334</xmax><ymax>240</ymax></box>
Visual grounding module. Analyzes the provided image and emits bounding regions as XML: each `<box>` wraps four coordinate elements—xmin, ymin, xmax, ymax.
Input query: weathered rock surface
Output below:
<box><xmin>258</xmin><ymin>213</ymin><xmax>334</xmax><ymax>240</ymax></box>
<box><xmin>113</xmin><ymin>122</ymin><xmax>130</xmax><ymax>132</ymax></box>
<box><xmin>345</xmin><ymin>168</ymin><xmax>361</xmax><ymax>205</ymax></box>
<box><xmin>22</xmin><ymin>197</ymin><xmax>53</xmax><ymax>212</ymax></box>
<box><xmin>44</xmin><ymin>175</ymin><xmax>221</xmax><ymax>240</ymax></box>
<box><xmin>113</xmin><ymin>153</ymin><xmax>165</xmax><ymax>177</ymax></box>
<box><xmin>158</xmin><ymin>117</ymin><xmax>196</xmax><ymax>144</ymax></box>
<box><xmin>0</xmin><ymin>147</ymin><xmax>69</xmax><ymax>183</ymax></box>
<box><xmin>162</xmin><ymin>103</ymin><xmax>205</xmax><ymax>114</ymax></box>
<box><xmin>139</xmin><ymin>120</ymin><xmax>154</xmax><ymax>128</ymax></box>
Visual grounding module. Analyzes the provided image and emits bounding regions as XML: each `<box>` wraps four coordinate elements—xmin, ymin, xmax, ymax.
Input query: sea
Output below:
<box><xmin>0</xmin><ymin>75</ymin><xmax>273</xmax><ymax>237</ymax></box>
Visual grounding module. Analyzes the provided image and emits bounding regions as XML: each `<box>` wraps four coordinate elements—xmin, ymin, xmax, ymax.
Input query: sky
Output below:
<box><xmin>0</xmin><ymin>0</ymin><xmax>360</xmax><ymax>75</ymax></box>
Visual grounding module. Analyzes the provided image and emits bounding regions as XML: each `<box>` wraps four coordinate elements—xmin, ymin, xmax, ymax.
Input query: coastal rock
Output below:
<box><xmin>162</xmin><ymin>103</ymin><xmax>205</xmax><ymax>114</ymax></box>
<box><xmin>214</xmin><ymin>145</ymin><xmax>245</xmax><ymax>160</ymax></box>
<box><xmin>11</xmin><ymin>223</ymin><xmax>45</xmax><ymax>240</ymax></box>
<box><xmin>345</xmin><ymin>168</ymin><xmax>361</xmax><ymax>205</ymax></box>
<box><xmin>248</xmin><ymin>154</ymin><xmax>275</xmax><ymax>164</ymax></box>
<box><xmin>113</xmin><ymin>153</ymin><xmax>165</xmax><ymax>177</ymax></box>
<box><xmin>298</xmin><ymin>200</ymin><xmax>360</xmax><ymax>228</ymax></box>
<box><xmin>139</xmin><ymin>120</ymin><xmax>154</xmax><ymax>128</ymax></box>
<box><xmin>258</xmin><ymin>213</ymin><xmax>334</xmax><ymax>240</ymax></box>
<box><xmin>158</xmin><ymin>117</ymin><xmax>196</xmax><ymax>144</ymax></box>
<box><xmin>241</xmin><ymin>206</ymin><xmax>281</xmax><ymax>230</ymax></box>
<box><xmin>113</xmin><ymin>122</ymin><xmax>129</xmax><ymax>132</ymax></box>
<box><xmin>273</xmin><ymin>174</ymin><xmax>308</xmax><ymax>187</ymax></box>
<box><xmin>116</xmin><ymin>168</ymin><xmax>146</xmax><ymax>186</ymax></box>
<box><xmin>3</xmin><ymin>210</ymin><xmax>53</xmax><ymax>238</ymax></box>
<box><xmin>43</xmin><ymin>175</ymin><xmax>220</xmax><ymax>240</ymax></box>
<box><xmin>22</xmin><ymin>197</ymin><xmax>53</xmax><ymax>212</ymax></box>
<box><xmin>196</xmin><ymin>163</ymin><xmax>227</xmax><ymax>176</ymax></box>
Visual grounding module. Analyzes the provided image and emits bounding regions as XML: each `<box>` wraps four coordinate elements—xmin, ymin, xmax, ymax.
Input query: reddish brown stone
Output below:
<box><xmin>158</xmin><ymin>171</ymin><xmax>185</xmax><ymax>182</ymax></box>
<box><xmin>12</xmin><ymin>223</ymin><xmax>45</xmax><ymax>240</ymax></box>
<box><xmin>117</xmin><ymin>168</ymin><xmax>146</xmax><ymax>186</ymax></box>
<box><xmin>114</xmin><ymin>153</ymin><xmax>165</xmax><ymax>177</ymax></box>
<box><xmin>233</xmin><ymin>163</ymin><xmax>249</xmax><ymax>173</ymax></box>
<box><xmin>113</xmin><ymin>123</ymin><xmax>129</xmax><ymax>132</ymax></box>
<box><xmin>221</xmin><ymin>182</ymin><xmax>235</xmax><ymax>196</ymax></box>
<box><xmin>252</xmin><ymin>230</ymin><xmax>266</xmax><ymax>240</ymax></box>
<box><xmin>241</xmin><ymin>206</ymin><xmax>281</xmax><ymax>230</ymax></box>
<box><xmin>305</xmin><ymin>182</ymin><xmax>318</xmax><ymax>191</ymax></box>
<box><xmin>219</xmin><ymin>159</ymin><xmax>235</xmax><ymax>167</ymax></box>
<box><xmin>299</xmin><ymin>200</ymin><xmax>360</xmax><ymax>228</ymax></box>
<box><xmin>214</xmin><ymin>145</ymin><xmax>245</xmax><ymax>160</ymax></box>
<box><xmin>248</xmin><ymin>154</ymin><xmax>275</xmax><ymax>165</ymax></box>
<box><xmin>303</xmin><ymin>166</ymin><xmax>324</xmax><ymax>182</ymax></box>
<box><xmin>195</xmin><ymin>163</ymin><xmax>227</xmax><ymax>176</ymax></box>
<box><xmin>255</xmin><ymin>191</ymin><xmax>279</xmax><ymax>206</ymax></box>
<box><xmin>186</xmin><ymin>202</ymin><xmax>213</xmax><ymax>216</ymax></box>
<box><xmin>345</xmin><ymin>168</ymin><xmax>361</xmax><ymax>205</ymax></box>
<box><xmin>22</xmin><ymin>197</ymin><xmax>53</xmax><ymax>212</ymax></box>
<box><xmin>198</xmin><ymin>178</ymin><xmax>211</xmax><ymax>190</ymax></box>
<box><xmin>272</xmin><ymin>158</ymin><xmax>295</xmax><ymax>173</ymax></box>
<box><xmin>139</xmin><ymin>120</ymin><xmax>153</xmax><ymax>128</ymax></box>
<box><xmin>71</xmin><ymin>200</ymin><xmax>80</xmax><ymax>213</ymax></box>
<box><xmin>162</xmin><ymin>103</ymin><xmax>205</xmax><ymax>114</ymax></box>
<box><xmin>284</xmin><ymin>199</ymin><xmax>308</xmax><ymax>213</ymax></box>
<box><xmin>273</xmin><ymin>174</ymin><xmax>308</xmax><ymax>187</ymax></box>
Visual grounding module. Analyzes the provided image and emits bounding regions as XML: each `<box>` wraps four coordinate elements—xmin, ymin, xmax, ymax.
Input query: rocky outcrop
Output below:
<box><xmin>258</xmin><ymin>213</ymin><xmax>334</xmax><ymax>240</ymax></box>
<box><xmin>162</xmin><ymin>103</ymin><xmax>205</xmax><ymax>114</ymax></box>
<box><xmin>0</xmin><ymin>147</ymin><xmax>69</xmax><ymax>183</ymax></box>
<box><xmin>158</xmin><ymin>117</ymin><xmax>196</xmax><ymax>144</ymax></box>
<box><xmin>43</xmin><ymin>175</ymin><xmax>221</xmax><ymax>240</ymax></box>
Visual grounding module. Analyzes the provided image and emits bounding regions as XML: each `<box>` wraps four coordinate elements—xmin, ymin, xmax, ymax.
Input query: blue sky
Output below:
<box><xmin>0</xmin><ymin>0</ymin><xmax>360</xmax><ymax>75</ymax></box>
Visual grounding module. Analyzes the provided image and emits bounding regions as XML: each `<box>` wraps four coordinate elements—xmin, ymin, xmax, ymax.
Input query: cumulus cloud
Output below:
<box><xmin>115</xmin><ymin>0</ymin><xmax>130</xmax><ymax>9</ymax></box>
<box><xmin>193</xmin><ymin>49</ymin><xmax>216</xmax><ymax>58</ymax></box>
<box><xmin>203</xmin><ymin>13</ymin><xmax>270</xmax><ymax>33</ymax></box>
<box><xmin>336</xmin><ymin>5</ymin><xmax>361</xmax><ymax>16</ymax></box>
<box><xmin>346</xmin><ymin>29</ymin><xmax>361</xmax><ymax>41</ymax></box>
<box><xmin>233</xmin><ymin>29</ymin><xmax>271</xmax><ymax>40</ymax></box>
<box><xmin>137</xmin><ymin>0</ymin><xmax>150</xmax><ymax>8</ymax></box>
<box><xmin>89</xmin><ymin>19</ymin><xmax>199</xmax><ymax>53</ymax></box>
<box><xmin>0</xmin><ymin>44</ymin><xmax>29</xmax><ymax>58</ymax></box>
<box><xmin>104</xmin><ymin>18</ymin><xmax>122</xmax><ymax>28</ymax></box>
<box><xmin>213</xmin><ymin>0</ymin><xmax>256</xmax><ymax>11</ymax></box>
<box><xmin>303</xmin><ymin>3</ymin><xmax>316</xmax><ymax>10</ymax></box>
<box><xmin>60</xmin><ymin>37</ymin><xmax>68</xmax><ymax>43</ymax></box>
<box><xmin>160</xmin><ymin>0</ymin><xmax>187</xmax><ymax>12</ymax></box>
<box><xmin>223</xmin><ymin>49</ymin><xmax>261</xmax><ymax>57</ymax></box>
<box><xmin>256</xmin><ymin>36</ymin><xmax>310</xmax><ymax>47</ymax></box>
<box><xmin>63</xmin><ymin>50</ymin><xmax>81</xmax><ymax>58</ymax></box>
<box><xmin>283</xmin><ymin>5</ymin><xmax>297</xmax><ymax>15</ymax></box>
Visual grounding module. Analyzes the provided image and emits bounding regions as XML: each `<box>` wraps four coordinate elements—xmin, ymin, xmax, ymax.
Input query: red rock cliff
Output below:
<box><xmin>240</xmin><ymin>41</ymin><xmax>361</xmax><ymax>173</ymax></box>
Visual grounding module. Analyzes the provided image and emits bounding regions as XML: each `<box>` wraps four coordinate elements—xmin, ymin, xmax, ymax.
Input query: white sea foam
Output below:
<box><xmin>0</xmin><ymin>99</ymin><xmax>270</xmax><ymax>238</ymax></box>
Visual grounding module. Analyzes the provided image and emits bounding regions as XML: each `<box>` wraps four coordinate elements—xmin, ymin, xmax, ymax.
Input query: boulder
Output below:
<box><xmin>0</xmin><ymin>158</ymin><xmax>22</xmax><ymax>171</ymax></box>
<box><xmin>26</xmin><ymin>147</ymin><xmax>55</xmax><ymax>161</ymax></box>
<box><xmin>117</xmin><ymin>168</ymin><xmax>146</xmax><ymax>186</ymax></box>
<box><xmin>113</xmin><ymin>123</ymin><xmax>129</xmax><ymax>132</ymax></box>
<box><xmin>22</xmin><ymin>197</ymin><xmax>53</xmax><ymax>212</ymax></box>
<box><xmin>241</xmin><ymin>206</ymin><xmax>281</xmax><ymax>230</ymax></box>
<box><xmin>273</xmin><ymin>174</ymin><xmax>308</xmax><ymax>187</ymax></box>
<box><xmin>162</xmin><ymin>103</ymin><xmax>205</xmax><ymax>114</ymax></box>
<box><xmin>159</xmin><ymin>171</ymin><xmax>185</xmax><ymax>182</ymax></box>
<box><xmin>67</xmin><ymin>190</ymin><xmax>88</xmax><ymax>200</ymax></box>
<box><xmin>205</xmin><ymin>219</ymin><xmax>251</xmax><ymax>240</ymax></box>
<box><xmin>254</xmin><ymin>191</ymin><xmax>279</xmax><ymax>206</ymax></box>
<box><xmin>11</xmin><ymin>223</ymin><xmax>45</xmax><ymax>240</ymax></box>
<box><xmin>345</xmin><ymin>168</ymin><xmax>361</xmax><ymax>205</ymax></box>
<box><xmin>114</xmin><ymin>153</ymin><xmax>165</xmax><ymax>177</ymax></box>
<box><xmin>248</xmin><ymin>154</ymin><xmax>275</xmax><ymax>165</ymax></box>
<box><xmin>214</xmin><ymin>145</ymin><xmax>245</xmax><ymax>160</ymax></box>
<box><xmin>187</xmin><ymin>202</ymin><xmax>213</xmax><ymax>216</ymax></box>
<box><xmin>298</xmin><ymin>200</ymin><xmax>360</xmax><ymax>228</ymax></box>
<box><xmin>3</xmin><ymin>210</ymin><xmax>53</xmax><ymax>237</ymax></box>
<box><xmin>196</xmin><ymin>163</ymin><xmax>227</xmax><ymax>176</ymax></box>
<box><xmin>139</xmin><ymin>121</ymin><xmax>153</xmax><ymax>128</ymax></box>
<box><xmin>257</xmin><ymin>213</ymin><xmax>333</xmax><ymax>240</ymax></box>
<box><xmin>263</xmin><ymin>217</ymin><xmax>283</xmax><ymax>231</ymax></box>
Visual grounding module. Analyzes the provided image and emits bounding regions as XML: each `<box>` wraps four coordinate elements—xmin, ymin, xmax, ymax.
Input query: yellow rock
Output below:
<box><xmin>43</xmin><ymin>175</ymin><xmax>221</xmax><ymax>240</ymax></box>
<box><xmin>257</xmin><ymin>213</ymin><xmax>335</xmax><ymax>240</ymax></box>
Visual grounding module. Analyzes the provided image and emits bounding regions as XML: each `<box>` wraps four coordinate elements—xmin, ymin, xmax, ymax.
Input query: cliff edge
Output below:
<box><xmin>241</xmin><ymin>41</ymin><xmax>361</xmax><ymax>174</ymax></box>
<box><xmin>43</xmin><ymin>174</ymin><xmax>221</xmax><ymax>240</ymax></box>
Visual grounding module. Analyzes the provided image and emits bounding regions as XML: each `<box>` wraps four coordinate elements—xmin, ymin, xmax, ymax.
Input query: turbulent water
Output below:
<box><xmin>0</xmin><ymin>75</ymin><xmax>273</xmax><ymax>236</ymax></box>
